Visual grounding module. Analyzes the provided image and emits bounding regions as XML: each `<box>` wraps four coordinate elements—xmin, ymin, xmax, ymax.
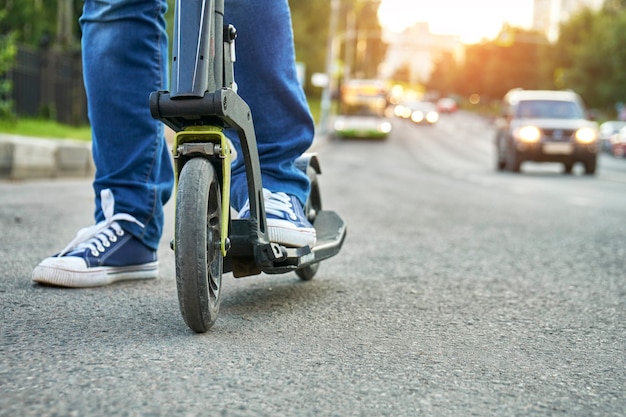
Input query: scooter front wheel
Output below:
<box><xmin>175</xmin><ymin>157</ymin><xmax>222</xmax><ymax>332</ymax></box>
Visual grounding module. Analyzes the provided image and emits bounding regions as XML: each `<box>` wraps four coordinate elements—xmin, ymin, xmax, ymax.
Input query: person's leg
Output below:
<box><xmin>84</xmin><ymin>0</ymin><xmax>172</xmax><ymax>249</ymax></box>
<box><xmin>225</xmin><ymin>0</ymin><xmax>316</xmax><ymax>247</ymax></box>
<box><xmin>225</xmin><ymin>0</ymin><xmax>314</xmax><ymax>209</ymax></box>
<box><xmin>32</xmin><ymin>0</ymin><xmax>173</xmax><ymax>287</ymax></box>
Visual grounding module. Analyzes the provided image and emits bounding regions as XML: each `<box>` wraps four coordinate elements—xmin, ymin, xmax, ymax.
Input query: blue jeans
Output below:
<box><xmin>80</xmin><ymin>0</ymin><xmax>314</xmax><ymax>250</ymax></box>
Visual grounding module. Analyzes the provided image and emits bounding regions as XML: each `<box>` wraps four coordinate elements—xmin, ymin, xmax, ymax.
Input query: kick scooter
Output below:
<box><xmin>149</xmin><ymin>0</ymin><xmax>346</xmax><ymax>332</ymax></box>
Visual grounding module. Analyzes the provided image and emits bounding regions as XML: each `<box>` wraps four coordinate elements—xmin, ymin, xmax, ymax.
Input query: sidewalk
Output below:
<box><xmin>0</xmin><ymin>129</ymin><xmax>329</xmax><ymax>181</ymax></box>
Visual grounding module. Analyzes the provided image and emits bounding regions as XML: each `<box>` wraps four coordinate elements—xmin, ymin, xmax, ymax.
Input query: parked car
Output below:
<box><xmin>598</xmin><ymin>121</ymin><xmax>626</xmax><ymax>153</ymax></box>
<box><xmin>436</xmin><ymin>97</ymin><xmax>458</xmax><ymax>113</ymax></box>
<box><xmin>495</xmin><ymin>89</ymin><xmax>599</xmax><ymax>174</ymax></box>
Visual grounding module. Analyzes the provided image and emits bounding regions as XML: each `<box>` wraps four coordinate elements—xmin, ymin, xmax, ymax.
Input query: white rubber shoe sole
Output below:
<box><xmin>32</xmin><ymin>257</ymin><xmax>158</xmax><ymax>288</ymax></box>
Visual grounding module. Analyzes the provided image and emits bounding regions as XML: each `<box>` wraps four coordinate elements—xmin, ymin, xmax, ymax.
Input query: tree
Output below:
<box><xmin>341</xmin><ymin>0</ymin><xmax>386</xmax><ymax>79</ymax></box>
<box><xmin>390</xmin><ymin>63</ymin><xmax>412</xmax><ymax>85</ymax></box>
<box><xmin>0</xmin><ymin>10</ymin><xmax>17</xmax><ymax>120</ymax></box>
<box><xmin>426</xmin><ymin>51</ymin><xmax>459</xmax><ymax>98</ymax></box>
<box><xmin>0</xmin><ymin>0</ymin><xmax>81</xmax><ymax>48</ymax></box>
<box><xmin>450</xmin><ymin>27</ymin><xmax>553</xmax><ymax>102</ymax></box>
<box><xmin>603</xmin><ymin>0</ymin><xmax>626</xmax><ymax>12</ymax></box>
<box><xmin>289</xmin><ymin>0</ymin><xmax>386</xmax><ymax>94</ymax></box>
<box><xmin>289</xmin><ymin>0</ymin><xmax>332</xmax><ymax>95</ymax></box>
<box><xmin>555</xmin><ymin>5</ymin><xmax>626</xmax><ymax>110</ymax></box>
<box><xmin>56</xmin><ymin>0</ymin><xmax>77</xmax><ymax>50</ymax></box>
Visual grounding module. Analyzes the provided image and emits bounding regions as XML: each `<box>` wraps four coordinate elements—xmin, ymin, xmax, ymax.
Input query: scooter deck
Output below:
<box><xmin>226</xmin><ymin>209</ymin><xmax>346</xmax><ymax>277</ymax></box>
<box><xmin>309</xmin><ymin>210</ymin><xmax>347</xmax><ymax>265</ymax></box>
<box><xmin>263</xmin><ymin>209</ymin><xmax>347</xmax><ymax>274</ymax></box>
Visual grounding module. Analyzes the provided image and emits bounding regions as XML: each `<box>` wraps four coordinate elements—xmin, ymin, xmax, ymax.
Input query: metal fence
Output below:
<box><xmin>8</xmin><ymin>44</ymin><xmax>88</xmax><ymax>126</ymax></box>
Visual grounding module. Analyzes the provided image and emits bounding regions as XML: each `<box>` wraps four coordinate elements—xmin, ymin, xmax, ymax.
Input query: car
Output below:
<box><xmin>393</xmin><ymin>100</ymin><xmax>419</xmax><ymax>119</ymax></box>
<box><xmin>393</xmin><ymin>102</ymin><xmax>411</xmax><ymax>119</ymax></box>
<box><xmin>394</xmin><ymin>100</ymin><xmax>439</xmax><ymax>125</ymax></box>
<box><xmin>611</xmin><ymin>126</ymin><xmax>626</xmax><ymax>157</ymax></box>
<box><xmin>494</xmin><ymin>89</ymin><xmax>599</xmax><ymax>175</ymax></box>
<box><xmin>598</xmin><ymin>121</ymin><xmax>626</xmax><ymax>153</ymax></box>
<box><xmin>408</xmin><ymin>101</ymin><xmax>439</xmax><ymax>126</ymax></box>
<box><xmin>436</xmin><ymin>97</ymin><xmax>458</xmax><ymax>113</ymax></box>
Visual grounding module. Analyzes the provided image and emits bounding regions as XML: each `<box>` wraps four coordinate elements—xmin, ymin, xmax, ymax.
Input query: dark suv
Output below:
<box><xmin>495</xmin><ymin>89</ymin><xmax>599</xmax><ymax>174</ymax></box>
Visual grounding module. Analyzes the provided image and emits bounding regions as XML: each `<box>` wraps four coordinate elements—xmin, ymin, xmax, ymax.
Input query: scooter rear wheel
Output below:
<box><xmin>175</xmin><ymin>157</ymin><xmax>222</xmax><ymax>332</ymax></box>
<box><xmin>296</xmin><ymin>165</ymin><xmax>321</xmax><ymax>281</ymax></box>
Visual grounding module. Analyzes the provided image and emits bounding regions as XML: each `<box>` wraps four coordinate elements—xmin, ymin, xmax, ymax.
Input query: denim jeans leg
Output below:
<box><xmin>225</xmin><ymin>0</ymin><xmax>315</xmax><ymax>210</ymax></box>
<box><xmin>80</xmin><ymin>0</ymin><xmax>173</xmax><ymax>250</ymax></box>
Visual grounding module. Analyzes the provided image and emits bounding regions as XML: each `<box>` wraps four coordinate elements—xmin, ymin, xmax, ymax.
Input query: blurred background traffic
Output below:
<box><xmin>2</xmin><ymin>0</ymin><xmax>626</xmax><ymax>162</ymax></box>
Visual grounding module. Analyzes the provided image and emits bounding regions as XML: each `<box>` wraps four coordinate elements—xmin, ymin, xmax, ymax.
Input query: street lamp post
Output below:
<box><xmin>318</xmin><ymin>0</ymin><xmax>340</xmax><ymax>135</ymax></box>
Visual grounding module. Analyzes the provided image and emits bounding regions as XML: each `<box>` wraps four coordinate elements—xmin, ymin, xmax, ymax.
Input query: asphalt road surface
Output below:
<box><xmin>1</xmin><ymin>111</ymin><xmax>625</xmax><ymax>416</ymax></box>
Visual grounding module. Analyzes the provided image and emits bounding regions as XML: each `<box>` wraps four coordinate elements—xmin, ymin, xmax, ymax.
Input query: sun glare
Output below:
<box><xmin>378</xmin><ymin>0</ymin><xmax>533</xmax><ymax>44</ymax></box>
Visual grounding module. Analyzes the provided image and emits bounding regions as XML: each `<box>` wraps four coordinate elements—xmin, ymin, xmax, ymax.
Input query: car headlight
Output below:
<box><xmin>426</xmin><ymin>111</ymin><xmax>439</xmax><ymax>123</ymax></box>
<box><xmin>411</xmin><ymin>111</ymin><xmax>424</xmax><ymax>123</ymax></box>
<box><xmin>575</xmin><ymin>127</ymin><xmax>598</xmax><ymax>144</ymax></box>
<box><xmin>515</xmin><ymin>126</ymin><xmax>541</xmax><ymax>143</ymax></box>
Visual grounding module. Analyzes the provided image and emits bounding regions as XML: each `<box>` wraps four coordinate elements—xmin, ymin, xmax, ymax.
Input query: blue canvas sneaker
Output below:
<box><xmin>238</xmin><ymin>188</ymin><xmax>316</xmax><ymax>248</ymax></box>
<box><xmin>32</xmin><ymin>189</ymin><xmax>158</xmax><ymax>288</ymax></box>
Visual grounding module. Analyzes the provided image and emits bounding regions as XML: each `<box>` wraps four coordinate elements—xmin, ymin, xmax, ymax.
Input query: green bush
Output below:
<box><xmin>0</xmin><ymin>11</ymin><xmax>17</xmax><ymax>121</ymax></box>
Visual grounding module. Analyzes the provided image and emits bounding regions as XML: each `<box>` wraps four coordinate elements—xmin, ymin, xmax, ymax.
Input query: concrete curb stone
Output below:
<box><xmin>0</xmin><ymin>129</ymin><xmax>329</xmax><ymax>181</ymax></box>
<box><xmin>0</xmin><ymin>134</ymin><xmax>94</xmax><ymax>180</ymax></box>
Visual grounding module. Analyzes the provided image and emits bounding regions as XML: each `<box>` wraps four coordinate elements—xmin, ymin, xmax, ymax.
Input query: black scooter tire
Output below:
<box><xmin>175</xmin><ymin>157</ymin><xmax>222</xmax><ymax>332</ymax></box>
<box><xmin>296</xmin><ymin>165</ymin><xmax>321</xmax><ymax>281</ymax></box>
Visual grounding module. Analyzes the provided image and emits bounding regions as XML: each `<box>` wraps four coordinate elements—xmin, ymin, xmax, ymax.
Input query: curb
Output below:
<box><xmin>0</xmin><ymin>129</ymin><xmax>330</xmax><ymax>181</ymax></box>
<box><xmin>0</xmin><ymin>134</ymin><xmax>94</xmax><ymax>180</ymax></box>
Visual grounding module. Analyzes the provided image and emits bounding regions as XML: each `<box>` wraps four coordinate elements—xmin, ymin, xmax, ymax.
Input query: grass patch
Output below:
<box><xmin>307</xmin><ymin>96</ymin><xmax>339</xmax><ymax>125</ymax></box>
<box><xmin>0</xmin><ymin>96</ymin><xmax>327</xmax><ymax>141</ymax></box>
<box><xmin>308</xmin><ymin>97</ymin><xmax>321</xmax><ymax>124</ymax></box>
<box><xmin>0</xmin><ymin>118</ymin><xmax>92</xmax><ymax>141</ymax></box>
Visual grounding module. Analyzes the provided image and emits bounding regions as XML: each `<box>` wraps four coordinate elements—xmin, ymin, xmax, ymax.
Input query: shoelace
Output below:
<box><xmin>238</xmin><ymin>189</ymin><xmax>298</xmax><ymax>221</ymax></box>
<box><xmin>58</xmin><ymin>189</ymin><xmax>144</xmax><ymax>257</ymax></box>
